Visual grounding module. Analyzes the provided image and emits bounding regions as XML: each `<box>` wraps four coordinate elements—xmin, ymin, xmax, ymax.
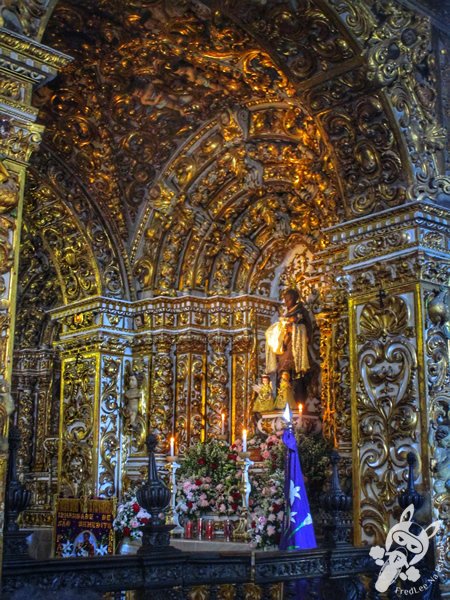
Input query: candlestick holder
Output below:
<box><xmin>232</xmin><ymin>454</ymin><xmax>254</xmax><ymax>542</ymax></box>
<box><xmin>165</xmin><ymin>455</ymin><xmax>183</xmax><ymax>535</ymax></box>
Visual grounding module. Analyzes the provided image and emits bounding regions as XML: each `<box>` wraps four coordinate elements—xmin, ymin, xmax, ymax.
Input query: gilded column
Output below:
<box><xmin>175</xmin><ymin>333</ymin><xmax>207</xmax><ymax>451</ymax></box>
<box><xmin>231</xmin><ymin>333</ymin><xmax>252</xmax><ymax>441</ymax></box>
<box><xmin>0</xmin><ymin>25</ymin><xmax>70</xmax><ymax>569</ymax></box>
<box><xmin>207</xmin><ymin>334</ymin><xmax>230</xmax><ymax>440</ymax></box>
<box><xmin>51</xmin><ymin>300</ymin><xmax>132</xmax><ymax>498</ymax></box>
<box><xmin>326</xmin><ymin>203</ymin><xmax>450</xmax><ymax>564</ymax></box>
<box><xmin>150</xmin><ymin>333</ymin><xmax>174</xmax><ymax>453</ymax></box>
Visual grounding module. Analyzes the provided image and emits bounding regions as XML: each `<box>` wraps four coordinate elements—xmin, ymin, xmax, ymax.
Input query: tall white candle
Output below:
<box><xmin>242</xmin><ymin>429</ymin><xmax>247</xmax><ymax>453</ymax></box>
<box><xmin>221</xmin><ymin>413</ymin><xmax>225</xmax><ymax>436</ymax></box>
<box><xmin>170</xmin><ymin>436</ymin><xmax>175</xmax><ymax>457</ymax></box>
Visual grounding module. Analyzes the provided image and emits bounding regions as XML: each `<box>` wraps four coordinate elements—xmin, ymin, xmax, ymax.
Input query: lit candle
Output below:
<box><xmin>242</xmin><ymin>429</ymin><xmax>247</xmax><ymax>453</ymax></box>
<box><xmin>298</xmin><ymin>403</ymin><xmax>303</xmax><ymax>428</ymax></box>
<box><xmin>170</xmin><ymin>436</ymin><xmax>175</xmax><ymax>457</ymax></box>
<box><xmin>221</xmin><ymin>413</ymin><xmax>225</xmax><ymax>436</ymax></box>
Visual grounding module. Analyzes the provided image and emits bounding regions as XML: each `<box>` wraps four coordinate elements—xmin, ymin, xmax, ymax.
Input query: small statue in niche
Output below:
<box><xmin>274</xmin><ymin>371</ymin><xmax>296</xmax><ymax>411</ymax></box>
<box><xmin>124</xmin><ymin>364</ymin><xmax>143</xmax><ymax>428</ymax></box>
<box><xmin>0</xmin><ymin>378</ymin><xmax>14</xmax><ymax>451</ymax></box>
<box><xmin>252</xmin><ymin>374</ymin><xmax>274</xmax><ymax>413</ymax></box>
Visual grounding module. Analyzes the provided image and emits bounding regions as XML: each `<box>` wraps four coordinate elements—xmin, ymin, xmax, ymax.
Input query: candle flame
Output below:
<box><xmin>298</xmin><ymin>403</ymin><xmax>303</xmax><ymax>414</ymax></box>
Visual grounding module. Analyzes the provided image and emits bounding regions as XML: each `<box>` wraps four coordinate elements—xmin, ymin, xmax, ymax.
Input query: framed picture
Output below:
<box><xmin>54</xmin><ymin>498</ymin><xmax>115</xmax><ymax>558</ymax></box>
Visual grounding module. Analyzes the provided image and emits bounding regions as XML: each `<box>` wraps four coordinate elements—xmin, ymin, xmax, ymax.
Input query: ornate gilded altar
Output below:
<box><xmin>0</xmin><ymin>0</ymin><xmax>449</xmax><ymax>591</ymax></box>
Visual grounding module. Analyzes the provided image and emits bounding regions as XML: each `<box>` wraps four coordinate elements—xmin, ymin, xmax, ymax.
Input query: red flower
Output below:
<box><xmin>228</xmin><ymin>453</ymin><xmax>237</xmax><ymax>461</ymax></box>
<box><xmin>195</xmin><ymin>479</ymin><xmax>202</xmax><ymax>486</ymax></box>
<box><xmin>140</xmin><ymin>517</ymin><xmax>149</xmax><ymax>525</ymax></box>
<box><xmin>272</xmin><ymin>503</ymin><xmax>281</xmax><ymax>512</ymax></box>
<box><xmin>251</xmin><ymin>521</ymin><xmax>256</xmax><ymax>529</ymax></box>
<box><xmin>187</xmin><ymin>501</ymin><xmax>193</xmax><ymax>509</ymax></box>
<box><xmin>231</xmin><ymin>502</ymin><xmax>238</xmax><ymax>512</ymax></box>
<box><xmin>123</xmin><ymin>527</ymin><xmax>131</xmax><ymax>537</ymax></box>
<box><xmin>197</xmin><ymin>458</ymin><xmax>206</xmax><ymax>466</ymax></box>
<box><xmin>232</xmin><ymin>492</ymin><xmax>241</xmax><ymax>500</ymax></box>
<box><xmin>132</xmin><ymin>503</ymin><xmax>140</xmax><ymax>513</ymax></box>
<box><xmin>210</xmin><ymin>462</ymin><xmax>218</xmax><ymax>470</ymax></box>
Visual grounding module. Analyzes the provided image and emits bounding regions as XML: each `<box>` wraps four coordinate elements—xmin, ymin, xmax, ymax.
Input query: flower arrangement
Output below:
<box><xmin>248</xmin><ymin>433</ymin><xmax>285</xmax><ymax>548</ymax></box>
<box><xmin>173</xmin><ymin>429</ymin><xmax>331</xmax><ymax>548</ymax></box>
<box><xmin>176</xmin><ymin>439</ymin><xmax>243</xmax><ymax>520</ymax></box>
<box><xmin>248</xmin><ymin>429</ymin><xmax>331</xmax><ymax>548</ymax></box>
<box><xmin>249</xmin><ymin>469</ymin><xmax>285</xmax><ymax>548</ymax></box>
<box><xmin>113</xmin><ymin>496</ymin><xmax>151</xmax><ymax>540</ymax></box>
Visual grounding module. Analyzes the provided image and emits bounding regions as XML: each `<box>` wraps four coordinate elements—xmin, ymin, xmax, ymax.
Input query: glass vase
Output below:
<box><xmin>118</xmin><ymin>535</ymin><xmax>141</xmax><ymax>555</ymax></box>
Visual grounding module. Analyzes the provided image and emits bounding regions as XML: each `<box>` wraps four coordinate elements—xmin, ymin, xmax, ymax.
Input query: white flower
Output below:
<box><xmin>61</xmin><ymin>540</ymin><xmax>73</xmax><ymax>557</ymax></box>
<box><xmin>96</xmin><ymin>544</ymin><xmax>108</xmax><ymax>556</ymax></box>
<box><xmin>289</xmin><ymin>480</ymin><xmax>301</xmax><ymax>505</ymax></box>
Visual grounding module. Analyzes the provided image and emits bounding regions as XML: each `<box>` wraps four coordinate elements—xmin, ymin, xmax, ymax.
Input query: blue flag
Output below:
<box><xmin>279</xmin><ymin>427</ymin><xmax>316</xmax><ymax>550</ymax></box>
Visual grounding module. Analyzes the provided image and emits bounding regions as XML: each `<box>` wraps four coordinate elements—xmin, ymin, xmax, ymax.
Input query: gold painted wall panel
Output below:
<box><xmin>352</xmin><ymin>292</ymin><xmax>421</xmax><ymax>545</ymax></box>
<box><xmin>59</xmin><ymin>354</ymin><xmax>98</xmax><ymax>496</ymax></box>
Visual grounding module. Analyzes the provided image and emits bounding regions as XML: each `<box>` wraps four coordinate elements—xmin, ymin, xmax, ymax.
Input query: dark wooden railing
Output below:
<box><xmin>2</xmin><ymin>544</ymin><xmax>376</xmax><ymax>599</ymax></box>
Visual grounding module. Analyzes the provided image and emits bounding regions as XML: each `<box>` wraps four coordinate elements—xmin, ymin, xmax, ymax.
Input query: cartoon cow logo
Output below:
<box><xmin>369</xmin><ymin>504</ymin><xmax>441</xmax><ymax>593</ymax></box>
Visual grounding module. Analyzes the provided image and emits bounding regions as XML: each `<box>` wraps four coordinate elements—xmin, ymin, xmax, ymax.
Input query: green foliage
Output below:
<box><xmin>177</xmin><ymin>438</ymin><xmax>239</xmax><ymax>483</ymax></box>
<box><xmin>296</xmin><ymin>430</ymin><xmax>332</xmax><ymax>505</ymax></box>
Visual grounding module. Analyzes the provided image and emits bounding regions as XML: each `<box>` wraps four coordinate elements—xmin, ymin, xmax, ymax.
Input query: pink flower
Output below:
<box><xmin>261</xmin><ymin>450</ymin><xmax>271</xmax><ymax>460</ymax></box>
<box><xmin>219</xmin><ymin>503</ymin><xmax>226</xmax><ymax>513</ymax></box>
<box><xmin>267</xmin><ymin>525</ymin><xmax>276</xmax><ymax>537</ymax></box>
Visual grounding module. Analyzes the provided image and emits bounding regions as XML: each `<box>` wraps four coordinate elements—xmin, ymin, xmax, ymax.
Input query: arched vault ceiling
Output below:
<box><xmin>25</xmin><ymin>0</ymin><xmax>446</xmax><ymax>299</ymax></box>
<box><xmin>133</xmin><ymin>102</ymin><xmax>340</xmax><ymax>296</ymax></box>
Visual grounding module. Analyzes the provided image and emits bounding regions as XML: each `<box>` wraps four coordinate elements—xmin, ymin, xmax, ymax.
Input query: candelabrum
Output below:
<box><xmin>166</xmin><ymin>455</ymin><xmax>184</xmax><ymax>535</ymax></box>
<box><xmin>233</xmin><ymin>452</ymin><xmax>254</xmax><ymax>542</ymax></box>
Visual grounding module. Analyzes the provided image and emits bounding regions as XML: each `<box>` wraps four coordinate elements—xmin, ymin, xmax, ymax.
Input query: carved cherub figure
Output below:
<box><xmin>124</xmin><ymin>364</ymin><xmax>142</xmax><ymax>428</ymax></box>
<box><xmin>0</xmin><ymin>378</ymin><xmax>14</xmax><ymax>451</ymax></box>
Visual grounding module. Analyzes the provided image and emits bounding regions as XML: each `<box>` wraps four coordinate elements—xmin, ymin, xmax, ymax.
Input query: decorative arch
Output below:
<box><xmin>133</xmin><ymin>102</ymin><xmax>340</xmax><ymax>297</ymax></box>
